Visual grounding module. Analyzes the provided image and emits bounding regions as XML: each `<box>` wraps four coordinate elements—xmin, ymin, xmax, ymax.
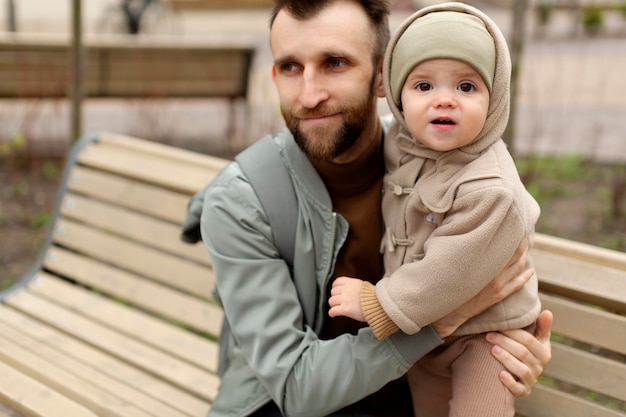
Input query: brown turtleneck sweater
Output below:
<box><xmin>311</xmin><ymin>130</ymin><xmax>413</xmax><ymax>417</ymax></box>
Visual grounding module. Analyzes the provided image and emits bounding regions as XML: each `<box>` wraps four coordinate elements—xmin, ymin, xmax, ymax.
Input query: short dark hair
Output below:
<box><xmin>269</xmin><ymin>0</ymin><xmax>391</xmax><ymax>64</ymax></box>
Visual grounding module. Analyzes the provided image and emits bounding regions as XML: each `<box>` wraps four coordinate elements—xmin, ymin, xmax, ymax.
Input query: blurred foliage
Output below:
<box><xmin>582</xmin><ymin>5</ymin><xmax>604</xmax><ymax>33</ymax></box>
<box><xmin>517</xmin><ymin>154</ymin><xmax>626</xmax><ymax>252</ymax></box>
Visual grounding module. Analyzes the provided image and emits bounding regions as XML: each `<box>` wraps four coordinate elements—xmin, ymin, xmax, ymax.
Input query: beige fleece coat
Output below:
<box><xmin>362</xmin><ymin>2</ymin><xmax>541</xmax><ymax>340</ymax></box>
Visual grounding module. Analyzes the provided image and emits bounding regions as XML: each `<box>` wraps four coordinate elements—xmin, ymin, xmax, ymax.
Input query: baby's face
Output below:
<box><xmin>400</xmin><ymin>58</ymin><xmax>490</xmax><ymax>152</ymax></box>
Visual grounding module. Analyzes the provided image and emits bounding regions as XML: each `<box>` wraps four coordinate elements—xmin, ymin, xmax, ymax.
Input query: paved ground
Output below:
<box><xmin>1</xmin><ymin>1</ymin><xmax>625</xmax><ymax>162</ymax></box>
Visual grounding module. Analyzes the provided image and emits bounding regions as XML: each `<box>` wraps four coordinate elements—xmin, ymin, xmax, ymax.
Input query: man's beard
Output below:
<box><xmin>282</xmin><ymin>80</ymin><xmax>376</xmax><ymax>161</ymax></box>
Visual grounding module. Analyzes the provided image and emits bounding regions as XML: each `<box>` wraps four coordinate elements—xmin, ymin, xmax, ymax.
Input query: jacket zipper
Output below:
<box><xmin>316</xmin><ymin>212</ymin><xmax>338</xmax><ymax>333</ymax></box>
<box><xmin>324</xmin><ymin>212</ymin><xmax>338</xmax><ymax>280</ymax></box>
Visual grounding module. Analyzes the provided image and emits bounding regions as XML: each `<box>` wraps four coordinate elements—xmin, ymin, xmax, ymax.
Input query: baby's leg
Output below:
<box><xmin>448</xmin><ymin>334</ymin><xmax>515</xmax><ymax>417</ymax></box>
<box><xmin>407</xmin><ymin>352</ymin><xmax>451</xmax><ymax>417</ymax></box>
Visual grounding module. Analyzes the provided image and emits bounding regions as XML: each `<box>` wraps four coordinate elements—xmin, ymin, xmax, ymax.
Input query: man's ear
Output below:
<box><xmin>373</xmin><ymin>60</ymin><xmax>385</xmax><ymax>98</ymax></box>
<box><xmin>271</xmin><ymin>65</ymin><xmax>278</xmax><ymax>84</ymax></box>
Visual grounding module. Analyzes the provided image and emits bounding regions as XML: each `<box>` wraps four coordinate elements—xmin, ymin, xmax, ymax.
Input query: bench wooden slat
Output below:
<box><xmin>51</xmin><ymin>217</ymin><xmax>214</xmax><ymax>299</ymax></box>
<box><xmin>0</xmin><ymin>77</ymin><xmax>248</xmax><ymax>98</ymax></box>
<box><xmin>67</xmin><ymin>165</ymin><xmax>192</xmax><ymax>225</ymax></box>
<box><xmin>0</xmin><ymin>361</ymin><xmax>98</xmax><ymax>417</ymax></box>
<box><xmin>60</xmin><ymin>191</ymin><xmax>209</xmax><ymax>265</ymax></box>
<box><xmin>30</xmin><ymin>273</ymin><xmax>219</xmax><ymax>372</ymax></box>
<box><xmin>0</xmin><ymin>321</ymin><xmax>190</xmax><ymax>417</ymax></box>
<box><xmin>0</xmin><ymin>329</ymin><xmax>152</xmax><ymax>417</ymax></box>
<box><xmin>0</xmin><ymin>306</ymin><xmax>210</xmax><ymax>416</ymax></box>
<box><xmin>533</xmin><ymin>248</ymin><xmax>626</xmax><ymax>313</ymax></box>
<box><xmin>96</xmin><ymin>133</ymin><xmax>229</xmax><ymax>171</ymax></box>
<box><xmin>5</xmin><ymin>291</ymin><xmax>220</xmax><ymax>402</ymax></box>
<box><xmin>517</xmin><ymin>384</ymin><xmax>626</xmax><ymax>417</ymax></box>
<box><xmin>539</xmin><ymin>292</ymin><xmax>626</xmax><ymax>355</ymax></box>
<box><xmin>44</xmin><ymin>247</ymin><xmax>221</xmax><ymax>336</ymax></box>
<box><xmin>77</xmin><ymin>138</ymin><xmax>218</xmax><ymax>194</ymax></box>
<box><xmin>545</xmin><ymin>343</ymin><xmax>626</xmax><ymax>401</ymax></box>
<box><xmin>98</xmin><ymin>81</ymin><xmax>245</xmax><ymax>97</ymax></box>
<box><xmin>534</xmin><ymin>233</ymin><xmax>626</xmax><ymax>273</ymax></box>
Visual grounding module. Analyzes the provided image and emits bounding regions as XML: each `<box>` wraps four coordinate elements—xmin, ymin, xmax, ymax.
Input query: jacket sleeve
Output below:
<box><xmin>200</xmin><ymin>163</ymin><xmax>442</xmax><ymax>417</ymax></box>
<box><xmin>376</xmin><ymin>184</ymin><xmax>527</xmax><ymax>336</ymax></box>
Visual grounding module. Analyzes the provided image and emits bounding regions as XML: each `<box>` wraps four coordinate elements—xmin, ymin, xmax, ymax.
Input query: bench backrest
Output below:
<box><xmin>518</xmin><ymin>234</ymin><xmax>626</xmax><ymax>417</ymax></box>
<box><xmin>0</xmin><ymin>33</ymin><xmax>255</xmax><ymax>99</ymax></box>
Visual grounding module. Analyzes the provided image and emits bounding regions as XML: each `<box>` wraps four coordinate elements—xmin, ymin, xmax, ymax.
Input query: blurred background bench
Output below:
<box><xmin>0</xmin><ymin>32</ymin><xmax>256</xmax><ymax>141</ymax></box>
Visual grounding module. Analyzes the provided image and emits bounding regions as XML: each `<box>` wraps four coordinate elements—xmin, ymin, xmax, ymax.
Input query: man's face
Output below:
<box><xmin>270</xmin><ymin>1</ymin><xmax>383</xmax><ymax>161</ymax></box>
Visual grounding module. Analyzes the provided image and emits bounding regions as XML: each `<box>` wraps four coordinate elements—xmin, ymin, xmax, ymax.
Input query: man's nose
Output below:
<box><xmin>299</xmin><ymin>70</ymin><xmax>330</xmax><ymax>108</ymax></box>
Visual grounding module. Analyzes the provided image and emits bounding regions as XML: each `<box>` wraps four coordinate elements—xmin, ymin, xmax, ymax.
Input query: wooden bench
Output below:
<box><xmin>0</xmin><ymin>33</ymin><xmax>256</xmax><ymax>140</ymax></box>
<box><xmin>0</xmin><ymin>132</ymin><xmax>624</xmax><ymax>416</ymax></box>
<box><xmin>0</xmin><ymin>132</ymin><xmax>228</xmax><ymax>416</ymax></box>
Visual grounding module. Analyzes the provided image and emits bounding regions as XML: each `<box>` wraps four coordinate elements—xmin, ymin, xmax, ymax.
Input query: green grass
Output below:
<box><xmin>516</xmin><ymin>154</ymin><xmax>626</xmax><ymax>252</ymax></box>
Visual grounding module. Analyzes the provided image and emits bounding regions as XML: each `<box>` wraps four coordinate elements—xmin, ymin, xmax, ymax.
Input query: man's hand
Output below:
<box><xmin>328</xmin><ymin>277</ymin><xmax>366</xmax><ymax>322</ymax></box>
<box><xmin>487</xmin><ymin>310</ymin><xmax>553</xmax><ymax>397</ymax></box>
<box><xmin>432</xmin><ymin>237</ymin><xmax>532</xmax><ymax>338</ymax></box>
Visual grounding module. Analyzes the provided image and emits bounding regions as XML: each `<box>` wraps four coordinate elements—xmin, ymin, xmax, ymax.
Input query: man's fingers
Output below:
<box><xmin>535</xmin><ymin>310</ymin><xmax>554</xmax><ymax>345</ymax></box>
<box><xmin>503</xmin><ymin>267</ymin><xmax>534</xmax><ymax>297</ymax></box>
<box><xmin>491</xmin><ymin>267</ymin><xmax>534</xmax><ymax>303</ymax></box>
<box><xmin>485</xmin><ymin>310</ymin><xmax>553</xmax><ymax>398</ymax></box>
<box><xmin>487</xmin><ymin>330</ymin><xmax>537</xmax><ymax>397</ymax></box>
<box><xmin>497</xmin><ymin>370</ymin><xmax>529</xmax><ymax>397</ymax></box>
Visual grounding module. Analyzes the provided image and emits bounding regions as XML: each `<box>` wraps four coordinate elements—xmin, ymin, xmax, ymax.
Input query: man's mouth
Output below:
<box><xmin>303</xmin><ymin>114</ymin><xmax>334</xmax><ymax>120</ymax></box>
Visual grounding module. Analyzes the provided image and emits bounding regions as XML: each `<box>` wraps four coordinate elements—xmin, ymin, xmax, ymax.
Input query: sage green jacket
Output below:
<box><xmin>197</xmin><ymin>127</ymin><xmax>442</xmax><ymax>417</ymax></box>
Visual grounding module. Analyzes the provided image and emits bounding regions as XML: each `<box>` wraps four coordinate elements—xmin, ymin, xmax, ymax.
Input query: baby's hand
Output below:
<box><xmin>328</xmin><ymin>277</ymin><xmax>366</xmax><ymax>322</ymax></box>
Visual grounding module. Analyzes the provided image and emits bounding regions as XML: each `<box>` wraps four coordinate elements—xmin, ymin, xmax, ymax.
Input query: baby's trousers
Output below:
<box><xmin>407</xmin><ymin>332</ymin><xmax>515</xmax><ymax>417</ymax></box>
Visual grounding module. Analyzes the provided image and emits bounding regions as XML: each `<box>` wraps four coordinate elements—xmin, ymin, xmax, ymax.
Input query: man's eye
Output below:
<box><xmin>459</xmin><ymin>82</ymin><xmax>475</xmax><ymax>92</ymax></box>
<box><xmin>328</xmin><ymin>58</ymin><xmax>345</xmax><ymax>69</ymax></box>
<box><xmin>416</xmin><ymin>82</ymin><xmax>432</xmax><ymax>91</ymax></box>
<box><xmin>281</xmin><ymin>63</ymin><xmax>299</xmax><ymax>73</ymax></box>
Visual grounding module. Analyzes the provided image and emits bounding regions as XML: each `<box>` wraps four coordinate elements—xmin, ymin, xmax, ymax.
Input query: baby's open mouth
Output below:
<box><xmin>431</xmin><ymin>119</ymin><xmax>455</xmax><ymax>125</ymax></box>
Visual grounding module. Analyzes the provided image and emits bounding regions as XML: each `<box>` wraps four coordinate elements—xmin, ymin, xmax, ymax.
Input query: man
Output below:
<box><xmin>191</xmin><ymin>1</ymin><xmax>552</xmax><ymax>416</ymax></box>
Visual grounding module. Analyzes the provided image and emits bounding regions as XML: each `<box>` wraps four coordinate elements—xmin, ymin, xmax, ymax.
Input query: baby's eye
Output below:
<box><xmin>458</xmin><ymin>82</ymin><xmax>475</xmax><ymax>93</ymax></box>
<box><xmin>416</xmin><ymin>82</ymin><xmax>432</xmax><ymax>92</ymax></box>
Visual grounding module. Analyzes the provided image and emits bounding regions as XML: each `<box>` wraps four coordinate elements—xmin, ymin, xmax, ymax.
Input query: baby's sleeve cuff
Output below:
<box><xmin>360</xmin><ymin>281</ymin><xmax>400</xmax><ymax>340</ymax></box>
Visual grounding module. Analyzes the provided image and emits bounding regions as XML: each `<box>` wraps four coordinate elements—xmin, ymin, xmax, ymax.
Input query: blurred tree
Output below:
<box><xmin>503</xmin><ymin>0</ymin><xmax>528</xmax><ymax>157</ymax></box>
<box><xmin>6</xmin><ymin>0</ymin><xmax>16</xmax><ymax>31</ymax></box>
<box><xmin>71</xmin><ymin>0</ymin><xmax>84</xmax><ymax>142</ymax></box>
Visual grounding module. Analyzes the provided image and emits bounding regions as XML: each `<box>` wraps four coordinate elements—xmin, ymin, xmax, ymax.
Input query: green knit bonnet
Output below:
<box><xmin>389</xmin><ymin>11</ymin><xmax>496</xmax><ymax>107</ymax></box>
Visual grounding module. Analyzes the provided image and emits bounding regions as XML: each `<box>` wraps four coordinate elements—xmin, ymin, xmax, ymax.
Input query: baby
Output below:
<box><xmin>329</xmin><ymin>3</ymin><xmax>541</xmax><ymax>416</ymax></box>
